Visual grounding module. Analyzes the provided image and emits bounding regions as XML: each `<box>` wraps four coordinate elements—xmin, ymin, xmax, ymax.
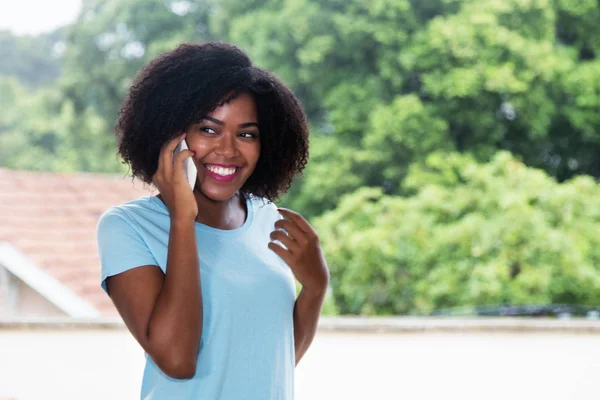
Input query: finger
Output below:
<box><xmin>274</xmin><ymin>219</ymin><xmax>306</xmax><ymax>244</ymax></box>
<box><xmin>168</xmin><ymin>131</ymin><xmax>187</xmax><ymax>152</ymax></box>
<box><xmin>159</xmin><ymin>132</ymin><xmax>186</xmax><ymax>174</ymax></box>
<box><xmin>277</xmin><ymin>208</ymin><xmax>316</xmax><ymax>236</ymax></box>
<box><xmin>173</xmin><ymin>149</ymin><xmax>195</xmax><ymax>174</ymax></box>
<box><xmin>268</xmin><ymin>241</ymin><xmax>292</xmax><ymax>265</ymax></box>
<box><xmin>270</xmin><ymin>230</ymin><xmax>300</xmax><ymax>253</ymax></box>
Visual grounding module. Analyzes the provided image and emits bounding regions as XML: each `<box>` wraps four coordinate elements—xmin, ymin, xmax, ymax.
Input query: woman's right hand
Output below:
<box><xmin>152</xmin><ymin>132</ymin><xmax>198</xmax><ymax>221</ymax></box>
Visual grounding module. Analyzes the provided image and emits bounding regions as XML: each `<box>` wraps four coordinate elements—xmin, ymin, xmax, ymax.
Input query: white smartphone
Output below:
<box><xmin>173</xmin><ymin>138</ymin><xmax>197</xmax><ymax>190</ymax></box>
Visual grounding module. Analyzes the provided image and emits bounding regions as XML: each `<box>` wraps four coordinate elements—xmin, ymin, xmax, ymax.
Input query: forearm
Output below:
<box><xmin>293</xmin><ymin>286</ymin><xmax>327</xmax><ymax>366</ymax></box>
<box><xmin>148</xmin><ymin>218</ymin><xmax>202</xmax><ymax>370</ymax></box>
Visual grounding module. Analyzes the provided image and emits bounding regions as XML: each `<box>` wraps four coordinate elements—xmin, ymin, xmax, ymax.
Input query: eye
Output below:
<box><xmin>240</xmin><ymin>132</ymin><xmax>258</xmax><ymax>139</ymax></box>
<box><xmin>200</xmin><ymin>127</ymin><xmax>217</xmax><ymax>134</ymax></box>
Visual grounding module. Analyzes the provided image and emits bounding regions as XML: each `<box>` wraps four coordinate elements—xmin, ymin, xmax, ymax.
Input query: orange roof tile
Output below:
<box><xmin>0</xmin><ymin>167</ymin><xmax>157</xmax><ymax>316</ymax></box>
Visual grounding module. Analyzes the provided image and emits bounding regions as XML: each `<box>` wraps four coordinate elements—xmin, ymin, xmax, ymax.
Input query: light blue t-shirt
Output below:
<box><xmin>96</xmin><ymin>194</ymin><xmax>296</xmax><ymax>400</ymax></box>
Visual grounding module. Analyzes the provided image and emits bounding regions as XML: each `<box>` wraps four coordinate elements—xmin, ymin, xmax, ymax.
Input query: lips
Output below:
<box><xmin>203</xmin><ymin>163</ymin><xmax>241</xmax><ymax>183</ymax></box>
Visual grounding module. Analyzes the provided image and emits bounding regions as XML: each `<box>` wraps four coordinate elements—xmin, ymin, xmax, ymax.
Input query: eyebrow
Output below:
<box><xmin>201</xmin><ymin>116</ymin><xmax>259</xmax><ymax>129</ymax></box>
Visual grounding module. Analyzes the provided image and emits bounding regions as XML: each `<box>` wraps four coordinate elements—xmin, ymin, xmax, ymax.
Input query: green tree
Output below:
<box><xmin>0</xmin><ymin>77</ymin><xmax>125</xmax><ymax>174</ymax></box>
<box><xmin>218</xmin><ymin>0</ymin><xmax>600</xmax><ymax>217</ymax></box>
<box><xmin>315</xmin><ymin>151</ymin><xmax>600</xmax><ymax>315</ymax></box>
<box><xmin>0</xmin><ymin>29</ymin><xmax>64</xmax><ymax>88</ymax></box>
<box><xmin>1</xmin><ymin>0</ymin><xmax>216</xmax><ymax>173</ymax></box>
<box><xmin>20</xmin><ymin>0</ymin><xmax>598</xmax><ymax>215</ymax></box>
<box><xmin>59</xmin><ymin>0</ymin><xmax>216</xmax><ymax>123</ymax></box>
<box><xmin>4</xmin><ymin>0</ymin><xmax>600</xmax><ymax>316</ymax></box>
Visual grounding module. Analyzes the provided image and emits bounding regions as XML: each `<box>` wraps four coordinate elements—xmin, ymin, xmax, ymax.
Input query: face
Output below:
<box><xmin>185</xmin><ymin>92</ymin><xmax>261</xmax><ymax>203</ymax></box>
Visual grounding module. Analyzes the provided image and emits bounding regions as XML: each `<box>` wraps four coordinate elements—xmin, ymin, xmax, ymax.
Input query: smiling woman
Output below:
<box><xmin>116</xmin><ymin>42</ymin><xmax>308</xmax><ymax>203</ymax></box>
<box><xmin>96</xmin><ymin>42</ymin><xmax>329</xmax><ymax>400</ymax></box>
<box><xmin>183</xmin><ymin>92</ymin><xmax>262</xmax><ymax>201</ymax></box>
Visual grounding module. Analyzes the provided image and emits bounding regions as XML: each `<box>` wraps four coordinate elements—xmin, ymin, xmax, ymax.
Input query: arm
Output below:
<box><xmin>268</xmin><ymin>207</ymin><xmax>330</xmax><ymax>367</ymax></box>
<box><xmin>293</xmin><ymin>285</ymin><xmax>327</xmax><ymax>365</ymax></box>
<box><xmin>105</xmin><ymin>132</ymin><xmax>202</xmax><ymax>380</ymax></box>
<box><xmin>106</xmin><ymin>217</ymin><xmax>202</xmax><ymax>379</ymax></box>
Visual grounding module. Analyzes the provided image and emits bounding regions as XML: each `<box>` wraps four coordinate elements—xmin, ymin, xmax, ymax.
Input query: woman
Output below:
<box><xmin>96</xmin><ymin>42</ymin><xmax>329</xmax><ymax>399</ymax></box>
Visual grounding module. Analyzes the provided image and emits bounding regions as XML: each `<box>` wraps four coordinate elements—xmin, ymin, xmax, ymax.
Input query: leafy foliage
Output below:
<box><xmin>0</xmin><ymin>30</ymin><xmax>63</xmax><ymax>88</ymax></box>
<box><xmin>316</xmin><ymin>152</ymin><xmax>600</xmax><ymax>314</ymax></box>
<box><xmin>2</xmin><ymin>0</ymin><xmax>600</xmax><ymax>314</ymax></box>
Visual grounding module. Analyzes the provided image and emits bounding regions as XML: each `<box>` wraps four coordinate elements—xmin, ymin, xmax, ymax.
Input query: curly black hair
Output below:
<box><xmin>115</xmin><ymin>41</ymin><xmax>309</xmax><ymax>202</ymax></box>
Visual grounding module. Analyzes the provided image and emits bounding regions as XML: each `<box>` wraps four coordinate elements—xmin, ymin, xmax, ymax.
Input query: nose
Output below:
<box><xmin>214</xmin><ymin>131</ymin><xmax>237</xmax><ymax>158</ymax></box>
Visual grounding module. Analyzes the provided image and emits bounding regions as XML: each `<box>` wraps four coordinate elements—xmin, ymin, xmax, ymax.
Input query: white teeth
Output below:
<box><xmin>206</xmin><ymin>165</ymin><xmax>237</xmax><ymax>176</ymax></box>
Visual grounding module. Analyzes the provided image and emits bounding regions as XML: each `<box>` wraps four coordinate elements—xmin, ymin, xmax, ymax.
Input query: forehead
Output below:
<box><xmin>208</xmin><ymin>92</ymin><xmax>258</xmax><ymax>121</ymax></box>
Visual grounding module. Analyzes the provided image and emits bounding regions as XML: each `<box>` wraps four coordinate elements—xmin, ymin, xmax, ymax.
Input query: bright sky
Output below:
<box><xmin>0</xmin><ymin>0</ymin><xmax>82</xmax><ymax>35</ymax></box>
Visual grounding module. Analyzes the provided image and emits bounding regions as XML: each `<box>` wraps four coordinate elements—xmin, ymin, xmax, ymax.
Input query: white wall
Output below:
<box><xmin>1</xmin><ymin>320</ymin><xmax>600</xmax><ymax>400</ymax></box>
<box><xmin>0</xmin><ymin>269</ymin><xmax>66</xmax><ymax>318</ymax></box>
<box><xmin>16</xmin><ymin>281</ymin><xmax>66</xmax><ymax>317</ymax></box>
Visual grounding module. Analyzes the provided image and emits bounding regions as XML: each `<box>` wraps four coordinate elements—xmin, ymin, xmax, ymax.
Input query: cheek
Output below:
<box><xmin>241</xmin><ymin>143</ymin><xmax>261</xmax><ymax>165</ymax></box>
<box><xmin>187</xmin><ymin>140</ymin><xmax>210</xmax><ymax>157</ymax></box>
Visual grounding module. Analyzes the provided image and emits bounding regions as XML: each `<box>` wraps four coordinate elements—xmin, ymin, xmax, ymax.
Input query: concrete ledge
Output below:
<box><xmin>317</xmin><ymin>316</ymin><xmax>600</xmax><ymax>333</ymax></box>
<box><xmin>2</xmin><ymin>316</ymin><xmax>600</xmax><ymax>333</ymax></box>
<box><xmin>0</xmin><ymin>317</ymin><xmax>126</xmax><ymax>330</ymax></box>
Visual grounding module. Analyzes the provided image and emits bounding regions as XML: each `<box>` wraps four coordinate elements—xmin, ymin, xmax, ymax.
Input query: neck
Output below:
<box><xmin>192</xmin><ymin>190</ymin><xmax>246</xmax><ymax>230</ymax></box>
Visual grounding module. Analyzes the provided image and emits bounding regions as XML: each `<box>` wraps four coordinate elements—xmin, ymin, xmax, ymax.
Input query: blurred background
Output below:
<box><xmin>1</xmin><ymin>0</ymin><xmax>600</xmax><ymax>399</ymax></box>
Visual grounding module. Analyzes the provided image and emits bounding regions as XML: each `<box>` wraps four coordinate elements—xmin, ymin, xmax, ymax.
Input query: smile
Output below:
<box><xmin>203</xmin><ymin>164</ymin><xmax>241</xmax><ymax>183</ymax></box>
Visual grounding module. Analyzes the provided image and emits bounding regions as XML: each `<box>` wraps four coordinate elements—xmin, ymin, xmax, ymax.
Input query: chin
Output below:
<box><xmin>195</xmin><ymin>184</ymin><xmax>242</xmax><ymax>203</ymax></box>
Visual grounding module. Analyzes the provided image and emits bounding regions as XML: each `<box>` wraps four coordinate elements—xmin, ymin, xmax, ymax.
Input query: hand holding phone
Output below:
<box><xmin>173</xmin><ymin>138</ymin><xmax>197</xmax><ymax>190</ymax></box>
<box><xmin>152</xmin><ymin>133</ymin><xmax>198</xmax><ymax>221</ymax></box>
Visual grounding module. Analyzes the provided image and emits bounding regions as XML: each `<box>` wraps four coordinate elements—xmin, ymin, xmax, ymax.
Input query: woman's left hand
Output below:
<box><xmin>268</xmin><ymin>208</ymin><xmax>330</xmax><ymax>295</ymax></box>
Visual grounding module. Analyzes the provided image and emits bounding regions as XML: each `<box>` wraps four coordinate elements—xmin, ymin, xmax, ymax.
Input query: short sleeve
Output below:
<box><xmin>96</xmin><ymin>208</ymin><xmax>159</xmax><ymax>295</ymax></box>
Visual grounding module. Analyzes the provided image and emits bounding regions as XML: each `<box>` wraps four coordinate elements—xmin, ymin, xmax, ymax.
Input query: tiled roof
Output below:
<box><xmin>0</xmin><ymin>167</ymin><xmax>157</xmax><ymax>316</ymax></box>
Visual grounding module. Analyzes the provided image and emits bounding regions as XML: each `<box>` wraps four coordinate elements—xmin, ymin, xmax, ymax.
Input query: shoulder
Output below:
<box><xmin>248</xmin><ymin>195</ymin><xmax>282</xmax><ymax>226</ymax></box>
<box><xmin>96</xmin><ymin>195</ymin><xmax>160</xmax><ymax>231</ymax></box>
<box><xmin>249</xmin><ymin>195</ymin><xmax>279</xmax><ymax>215</ymax></box>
